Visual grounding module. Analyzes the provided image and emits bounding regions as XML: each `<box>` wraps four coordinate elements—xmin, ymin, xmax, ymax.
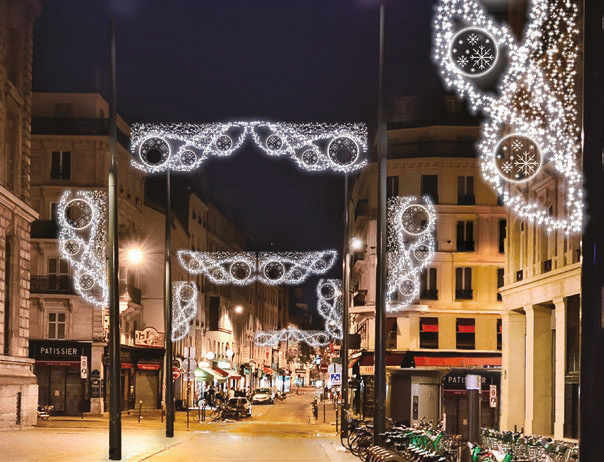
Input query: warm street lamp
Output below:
<box><xmin>125</xmin><ymin>246</ymin><xmax>144</xmax><ymax>266</ymax></box>
<box><xmin>233</xmin><ymin>305</ymin><xmax>244</xmax><ymax>314</ymax></box>
<box><xmin>350</xmin><ymin>237</ymin><xmax>363</xmax><ymax>252</ymax></box>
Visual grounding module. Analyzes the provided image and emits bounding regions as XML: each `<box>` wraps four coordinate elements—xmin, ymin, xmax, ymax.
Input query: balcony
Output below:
<box><xmin>456</xmin><ymin>241</ymin><xmax>475</xmax><ymax>252</ymax></box>
<box><xmin>120</xmin><ymin>283</ymin><xmax>142</xmax><ymax>305</ymax></box>
<box><xmin>457</xmin><ymin>194</ymin><xmax>475</xmax><ymax>205</ymax></box>
<box><xmin>420</xmin><ymin>289</ymin><xmax>438</xmax><ymax>300</ymax></box>
<box><xmin>455</xmin><ymin>289</ymin><xmax>473</xmax><ymax>300</ymax></box>
<box><xmin>31</xmin><ymin>276</ymin><xmax>75</xmax><ymax>294</ymax></box>
<box><xmin>32</xmin><ymin>117</ymin><xmax>130</xmax><ymax>149</ymax></box>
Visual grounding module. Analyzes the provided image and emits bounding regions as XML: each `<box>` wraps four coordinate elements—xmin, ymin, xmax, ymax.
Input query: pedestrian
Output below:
<box><xmin>227</xmin><ymin>387</ymin><xmax>235</xmax><ymax>400</ymax></box>
<box><xmin>208</xmin><ymin>385</ymin><xmax>215</xmax><ymax>407</ymax></box>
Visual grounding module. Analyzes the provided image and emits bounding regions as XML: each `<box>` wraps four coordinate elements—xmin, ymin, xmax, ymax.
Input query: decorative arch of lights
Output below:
<box><xmin>387</xmin><ymin>196</ymin><xmax>437</xmax><ymax>313</ymax></box>
<box><xmin>433</xmin><ymin>0</ymin><xmax>582</xmax><ymax>233</ymax></box>
<box><xmin>57</xmin><ymin>190</ymin><xmax>108</xmax><ymax>308</ymax></box>
<box><xmin>177</xmin><ymin>250</ymin><xmax>338</xmax><ymax>285</ymax></box>
<box><xmin>254</xmin><ymin>279</ymin><xmax>342</xmax><ymax>348</ymax></box>
<box><xmin>130</xmin><ymin>122</ymin><xmax>368</xmax><ymax>174</ymax></box>
<box><xmin>172</xmin><ymin>281</ymin><xmax>199</xmax><ymax>341</ymax></box>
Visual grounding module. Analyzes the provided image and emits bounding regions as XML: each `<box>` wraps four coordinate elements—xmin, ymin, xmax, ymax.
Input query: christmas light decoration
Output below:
<box><xmin>130</xmin><ymin>122</ymin><xmax>368</xmax><ymax>174</ymax></box>
<box><xmin>177</xmin><ymin>250</ymin><xmax>337</xmax><ymax>285</ymax></box>
<box><xmin>433</xmin><ymin>0</ymin><xmax>583</xmax><ymax>233</ymax></box>
<box><xmin>172</xmin><ymin>281</ymin><xmax>198</xmax><ymax>341</ymax></box>
<box><xmin>57</xmin><ymin>190</ymin><xmax>108</xmax><ymax>308</ymax></box>
<box><xmin>387</xmin><ymin>196</ymin><xmax>437</xmax><ymax>312</ymax></box>
<box><xmin>254</xmin><ymin>327</ymin><xmax>331</xmax><ymax>348</ymax></box>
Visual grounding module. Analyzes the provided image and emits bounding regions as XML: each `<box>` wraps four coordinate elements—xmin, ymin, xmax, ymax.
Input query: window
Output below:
<box><xmin>497</xmin><ymin>319</ymin><xmax>502</xmax><ymax>350</ymax></box>
<box><xmin>498</xmin><ymin>219</ymin><xmax>506</xmax><ymax>253</ymax></box>
<box><xmin>3</xmin><ymin>240</ymin><xmax>12</xmax><ymax>356</ymax></box>
<box><xmin>48</xmin><ymin>257</ymin><xmax>69</xmax><ymax>291</ymax></box>
<box><xmin>419</xmin><ymin>317</ymin><xmax>438</xmax><ymax>349</ymax></box>
<box><xmin>386</xmin><ymin>318</ymin><xmax>397</xmax><ymax>349</ymax></box>
<box><xmin>420</xmin><ymin>268</ymin><xmax>438</xmax><ymax>299</ymax></box>
<box><xmin>456</xmin><ymin>221</ymin><xmax>474</xmax><ymax>251</ymax></box>
<box><xmin>497</xmin><ymin>268</ymin><xmax>504</xmax><ymax>301</ymax></box>
<box><xmin>6</xmin><ymin>26</ymin><xmax>21</xmax><ymax>86</ymax></box>
<box><xmin>455</xmin><ymin>267</ymin><xmax>473</xmax><ymax>299</ymax></box>
<box><xmin>208</xmin><ymin>296</ymin><xmax>220</xmax><ymax>331</ymax></box>
<box><xmin>48</xmin><ymin>312</ymin><xmax>66</xmax><ymax>339</ymax></box>
<box><xmin>456</xmin><ymin>318</ymin><xmax>475</xmax><ymax>349</ymax></box>
<box><xmin>387</xmin><ymin>176</ymin><xmax>399</xmax><ymax>198</ymax></box>
<box><xmin>421</xmin><ymin>175</ymin><xmax>438</xmax><ymax>204</ymax></box>
<box><xmin>50</xmin><ymin>151</ymin><xmax>71</xmax><ymax>180</ymax></box>
<box><xmin>457</xmin><ymin>176</ymin><xmax>475</xmax><ymax>205</ymax></box>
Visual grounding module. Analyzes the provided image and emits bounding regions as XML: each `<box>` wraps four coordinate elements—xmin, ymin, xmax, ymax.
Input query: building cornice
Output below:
<box><xmin>0</xmin><ymin>185</ymin><xmax>38</xmax><ymax>223</ymax></box>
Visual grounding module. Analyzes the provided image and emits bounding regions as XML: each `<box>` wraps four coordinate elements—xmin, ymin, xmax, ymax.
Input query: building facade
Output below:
<box><xmin>349</xmin><ymin>116</ymin><xmax>505</xmax><ymax>436</ymax></box>
<box><xmin>0</xmin><ymin>0</ymin><xmax>41</xmax><ymax>429</ymax></box>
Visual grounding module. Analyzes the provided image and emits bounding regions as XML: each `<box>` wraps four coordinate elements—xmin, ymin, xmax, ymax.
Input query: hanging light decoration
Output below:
<box><xmin>172</xmin><ymin>281</ymin><xmax>198</xmax><ymax>341</ymax></box>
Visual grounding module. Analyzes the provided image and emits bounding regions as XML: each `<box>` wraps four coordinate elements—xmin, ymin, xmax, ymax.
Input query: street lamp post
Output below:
<box><xmin>340</xmin><ymin>174</ymin><xmax>350</xmax><ymax>437</ymax></box>
<box><xmin>164</xmin><ymin>168</ymin><xmax>174</xmax><ymax>438</ymax></box>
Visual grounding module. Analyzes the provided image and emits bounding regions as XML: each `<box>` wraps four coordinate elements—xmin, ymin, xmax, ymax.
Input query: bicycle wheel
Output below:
<box><xmin>209</xmin><ymin>409</ymin><xmax>222</xmax><ymax>421</ymax></box>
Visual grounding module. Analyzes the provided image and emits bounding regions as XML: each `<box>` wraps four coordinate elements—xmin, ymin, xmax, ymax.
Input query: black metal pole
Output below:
<box><xmin>373</xmin><ymin>0</ymin><xmax>387</xmax><ymax>444</ymax></box>
<box><xmin>579</xmin><ymin>0</ymin><xmax>603</xmax><ymax>458</ymax></box>
<box><xmin>341</xmin><ymin>174</ymin><xmax>350</xmax><ymax>437</ymax></box>
<box><xmin>107</xmin><ymin>18</ymin><xmax>122</xmax><ymax>461</ymax></box>
<box><xmin>165</xmin><ymin>169</ymin><xmax>174</xmax><ymax>437</ymax></box>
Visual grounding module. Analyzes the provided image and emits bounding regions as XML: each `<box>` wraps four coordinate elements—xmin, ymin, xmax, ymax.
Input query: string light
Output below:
<box><xmin>177</xmin><ymin>250</ymin><xmax>338</xmax><ymax>285</ymax></box>
<box><xmin>57</xmin><ymin>190</ymin><xmax>108</xmax><ymax>308</ymax></box>
<box><xmin>433</xmin><ymin>0</ymin><xmax>582</xmax><ymax>233</ymax></box>
<box><xmin>254</xmin><ymin>327</ymin><xmax>331</xmax><ymax>348</ymax></box>
<box><xmin>130</xmin><ymin>122</ymin><xmax>368</xmax><ymax>174</ymax></box>
<box><xmin>387</xmin><ymin>196</ymin><xmax>437</xmax><ymax>312</ymax></box>
<box><xmin>172</xmin><ymin>281</ymin><xmax>198</xmax><ymax>341</ymax></box>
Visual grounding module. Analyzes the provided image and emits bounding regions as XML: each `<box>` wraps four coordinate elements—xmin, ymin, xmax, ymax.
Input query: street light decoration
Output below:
<box><xmin>432</xmin><ymin>0</ymin><xmax>583</xmax><ymax>233</ymax></box>
<box><xmin>57</xmin><ymin>190</ymin><xmax>108</xmax><ymax>308</ymax></box>
<box><xmin>254</xmin><ymin>327</ymin><xmax>331</xmax><ymax>348</ymax></box>
<box><xmin>172</xmin><ymin>281</ymin><xmax>198</xmax><ymax>341</ymax></box>
<box><xmin>387</xmin><ymin>196</ymin><xmax>437</xmax><ymax>312</ymax></box>
<box><xmin>130</xmin><ymin>122</ymin><xmax>368</xmax><ymax>174</ymax></box>
<box><xmin>177</xmin><ymin>250</ymin><xmax>338</xmax><ymax>285</ymax></box>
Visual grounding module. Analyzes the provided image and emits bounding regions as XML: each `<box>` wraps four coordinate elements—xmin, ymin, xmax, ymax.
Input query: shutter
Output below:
<box><xmin>455</xmin><ymin>268</ymin><xmax>463</xmax><ymax>291</ymax></box>
<box><xmin>457</xmin><ymin>176</ymin><xmax>465</xmax><ymax>197</ymax></box>
<box><xmin>50</xmin><ymin>151</ymin><xmax>61</xmax><ymax>179</ymax></box>
<box><xmin>429</xmin><ymin>268</ymin><xmax>437</xmax><ymax>290</ymax></box>
<box><xmin>466</xmin><ymin>176</ymin><xmax>474</xmax><ymax>195</ymax></box>
<box><xmin>456</xmin><ymin>222</ymin><xmax>464</xmax><ymax>244</ymax></box>
<box><xmin>464</xmin><ymin>268</ymin><xmax>472</xmax><ymax>290</ymax></box>
<box><xmin>466</xmin><ymin>221</ymin><xmax>474</xmax><ymax>243</ymax></box>
<box><xmin>62</xmin><ymin>151</ymin><xmax>71</xmax><ymax>179</ymax></box>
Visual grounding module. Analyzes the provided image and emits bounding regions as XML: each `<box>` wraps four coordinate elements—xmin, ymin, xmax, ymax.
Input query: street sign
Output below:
<box><xmin>489</xmin><ymin>385</ymin><xmax>497</xmax><ymax>408</ymax></box>
<box><xmin>172</xmin><ymin>366</ymin><xmax>182</xmax><ymax>380</ymax></box>
<box><xmin>80</xmin><ymin>355</ymin><xmax>88</xmax><ymax>379</ymax></box>
<box><xmin>319</xmin><ymin>363</ymin><xmax>328</xmax><ymax>373</ymax></box>
<box><xmin>330</xmin><ymin>373</ymin><xmax>341</xmax><ymax>386</ymax></box>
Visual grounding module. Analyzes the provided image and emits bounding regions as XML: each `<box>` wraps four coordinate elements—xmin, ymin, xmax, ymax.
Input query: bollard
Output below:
<box><xmin>138</xmin><ymin>400</ymin><xmax>143</xmax><ymax>423</ymax></box>
<box><xmin>466</xmin><ymin>375</ymin><xmax>481</xmax><ymax>444</ymax></box>
<box><xmin>161</xmin><ymin>406</ymin><xmax>164</xmax><ymax>423</ymax></box>
<box><xmin>335</xmin><ymin>405</ymin><xmax>339</xmax><ymax>433</ymax></box>
<box><xmin>323</xmin><ymin>401</ymin><xmax>326</xmax><ymax>423</ymax></box>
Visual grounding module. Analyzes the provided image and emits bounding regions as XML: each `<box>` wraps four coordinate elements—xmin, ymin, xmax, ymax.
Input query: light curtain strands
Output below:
<box><xmin>387</xmin><ymin>196</ymin><xmax>437</xmax><ymax>312</ymax></box>
<box><xmin>172</xmin><ymin>281</ymin><xmax>198</xmax><ymax>341</ymax></box>
<box><xmin>177</xmin><ymin>250</ymin><xmax>338</xmax><ymax>286</ymax></box>
<box><xmin>130</xmin><ymin>122</ymin><xmax>368</xmax><ymax>174</ymax></box>
<box><xmin>57</xmin><ymin>190</ymin><xmax>108</xmax><ymax>308</ymax></box>
<box><xmin>433</xmin><ymin>0</ymin><xmax>582</xmax><ymax>233</ymax></box>
<box><xmin>254</xmin><ymin>279</ymin><xmax>342</xmax><ymax>347</ymax></box>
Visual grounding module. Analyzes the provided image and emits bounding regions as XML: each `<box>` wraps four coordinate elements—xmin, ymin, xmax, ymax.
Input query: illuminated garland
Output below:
<box><xmin>177</xmin><ymin>250</ymin><xmax>337</xmax><ymax>285</ymax></box>
<box><xmin>57</xmin><ymin>190</ymin><xmax>108</xmax><ymax>308</ymax></box>
<box><xmin>387</xmin><ymin>196</ymin><xmax>436</xmax><ymax>312</ymax></box>
<box><xmin>130</xmin><ymin>122</ymin><xmax>368</xmax><ymax>174</ymax></box>
<box><xmin>433</xmin><ymin>0</ymin><xmax>582</xmax><ymax>232</ymax></box>
<box><xmin>254</xmin><ymin>279</ymin><xmax>342</xmax><ymax>347</ymax></box>
<box><xmin>172</xmin><ymin>281</ymin><xmax>199</xmax><ymax>341</ymax></box>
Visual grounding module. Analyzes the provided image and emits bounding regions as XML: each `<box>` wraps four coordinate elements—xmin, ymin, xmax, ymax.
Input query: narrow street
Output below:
<box><xmin>0</xmin><ymin>391</ymin><xmax>355</xmax><ymax>462</ymax></box>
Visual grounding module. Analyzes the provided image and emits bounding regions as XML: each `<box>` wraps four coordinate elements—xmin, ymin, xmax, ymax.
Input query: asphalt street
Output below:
<box><xmin>0</xmin><ymin>390</ymin><xmax>356</xmax><ymax>462</ymax></box>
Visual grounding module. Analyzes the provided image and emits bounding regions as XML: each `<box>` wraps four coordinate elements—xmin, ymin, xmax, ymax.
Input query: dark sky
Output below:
<box><xmin>33</xmin><ymin>0</ymin><xmax>444</xmax><ymax>322</ymax></box>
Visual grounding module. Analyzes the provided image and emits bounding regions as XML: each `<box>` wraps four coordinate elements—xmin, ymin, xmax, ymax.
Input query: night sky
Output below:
<box><xmin>33</xmin><ymin>0</ymin><xmax>445</xmax><ymax>322</ymax></box>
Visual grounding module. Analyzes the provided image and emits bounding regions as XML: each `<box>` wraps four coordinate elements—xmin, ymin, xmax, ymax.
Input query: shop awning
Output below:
<box><xmin>35</xmin><ymin>360</ymin><xmax>80</xmax><ymax>366</ymax></box>
<box><xmin>200</xmin><ymin>367</ymin><xmax>227</xmax><ymax>381</ymax></box>
<box><xmin>212</xmin><ymin>367</ymin><xmax>229</xmax><ymax>378</ymax></box>
<box><xmin>348</xmin><ymin>355</ymin><xmax>363</xmax><ymax>369</ymax></box>
<box><xmin>413</xmin><ymin>355</ymin><xmax>500</xmax><ymax>367</ymax></box>
<box><xmin>263</xmin><ymin>366</ymin><xmax>272</xmax><ymax>375</ymax></box>
<box><xmin>137</xmin><ymin>362</ymin><xmax>160</xmax><ymax>371</ymax></box>
<box><xmin>356</xmin><ymin>351</ymin><xmax>501</xmax><ymax>370</ymax></box>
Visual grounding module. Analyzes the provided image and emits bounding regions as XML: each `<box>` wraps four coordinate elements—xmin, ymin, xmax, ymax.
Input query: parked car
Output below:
<box><xmin>226</xmin><ymin>397</ymin><xmax>252</xmax><ymax>417</ymax></box>
<box><xmin>251</xmin><ymin>388</ymin><xmax>274</xmax><ymax>404</ymax></box>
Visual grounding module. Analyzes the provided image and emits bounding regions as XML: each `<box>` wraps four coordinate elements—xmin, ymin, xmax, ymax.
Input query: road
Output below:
<box><xmin>0</xmin><ymin>390</ymin><xmax>356</xmax><ymax>462</ymax></box>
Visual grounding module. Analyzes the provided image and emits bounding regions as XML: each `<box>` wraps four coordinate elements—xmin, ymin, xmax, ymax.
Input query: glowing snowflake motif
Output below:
<box><xmin>457</xmin><ymin>56</ymin><xmax>469</xmax><ymax>68</ymax></box>
<box><xmin>511</xmin><ymin>139</ymin><xmax>523</xmax><ymax>151</ymax></box>
<box><xmin>470</xmin><ymin>45</ymin><xmax>495</xmax><ymax>71</ymax></box>
<box><xmin>514</xmin><ymin>152</ymin><xmax>539</xmax><ymax>176</ymax></box>
<box><xmin>467</xmin><ymin>33</ymin><xmax>479</xmax><ymax>45</ymax></box>
<box><xmin>501</xmin><ymin>162</ymin><xmax>513</xmax><ymax>174</ymax></box>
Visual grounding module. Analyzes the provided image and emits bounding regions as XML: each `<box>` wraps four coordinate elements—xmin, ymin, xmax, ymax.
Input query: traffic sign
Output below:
<box><xmin>330</xmin><ymin>373</ymin><xmax>341</xmax><ymax>386</ymax></box>
<box><xmin>319</xmin><ymin>363</ymin><xmax>328</xmax><ymax>373</ymax></box>
<box><xmin>80</xmin><ymin>355</ymin><xmax>88</xmax><ymax>379</ymax></box>
<box><xmin>489</xmin><ymin>385</ymin><xmax>497</xmax><ymax>408</ymax></box>
<box><xmin>172</xmin><ymin>366</ymin><xmax>182</xmax><ymax>380</ymax></box>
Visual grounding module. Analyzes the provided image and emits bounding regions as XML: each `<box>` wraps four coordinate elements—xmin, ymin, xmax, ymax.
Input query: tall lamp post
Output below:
<box><xmin>341</xmin><ymin>174</ymin><xmax>350</xmax><ymax>437</ymax></box>
<box><xmin>164</xmin><ymin>168</ymin><xmax>174</xmax><ymax>437</ymax></box>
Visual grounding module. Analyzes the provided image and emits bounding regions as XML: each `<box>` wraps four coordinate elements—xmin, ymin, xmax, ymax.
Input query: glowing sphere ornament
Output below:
<box><xmin>172</xmin><ymin>281</ymin><xmax>198</xmax><ymax>341</ymax></box>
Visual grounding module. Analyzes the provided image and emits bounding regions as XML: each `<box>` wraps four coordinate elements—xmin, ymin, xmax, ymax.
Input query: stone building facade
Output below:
<box><xmin>0</xmin><ymin>0</ymin><xmax>41</xmax><ymax>429</ymax></box>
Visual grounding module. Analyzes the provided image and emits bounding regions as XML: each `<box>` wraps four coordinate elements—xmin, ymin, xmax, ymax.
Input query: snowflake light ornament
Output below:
<box><xmin>130</xmin><ymin>122</ymin><xmax>368</xmax><ymax>174</ymax></box>
<box><xmin>172</xmin><ymin>281</ymin><xmax>198</xmax><ymax>341</ymax></box>
<box><xmin>57</xmin><ymin>190</ymin><xmax>108</xmax><ymax>308</ymax></box>
<box><xmin>387</xmin><ymin>196</ymin><xmax>437</xmax><ymax>312</ymax></box>
<box><xmin>433</xmin><ymin>0</ymin><xmax>583</xmax><ymax>232</ymax></box>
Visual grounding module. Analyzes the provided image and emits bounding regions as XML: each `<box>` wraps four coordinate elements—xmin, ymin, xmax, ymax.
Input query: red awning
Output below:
<box><xmin>413</xmin><ymin>355</ymin><xmax>501</xmax><ymax>367</ymax></box>
<box><xmin>121</xmin><ymin>362</ymin><xmax>134</xmax><ymax>369</ymax></box>
<box><xmin>457</xmin><ymin>325</ymin><xmax>475</xmax><ymax>333</ymax></box>
<box><xmin>137</xmin><ymin>363</ymin><xmax>161</xmax><ymax>371</ymax></box>
<box><xmin>212</xmin><ymin>367</ymin><xmax>229</xmax><ymax>378</ymax></box>
<box><xmin>35</xmin><ymin>360</ymin><xmax>80</xmax><ymax>367</ymax></box>
<box><xmin>359</xmin><ymin>352</ymin><xmax>406</xmax><ymax>367</ymax></box>
<box><xmin>420</xmin><ymin>318</ymin><xmax>439</xmax><ymax>332</ymax></box>
<box><xmin>348</xmin><ymin>355</ymin><xmax>362</xmax><ymax>369</ymax></box>
<box><xmin>263</xmin><ymin>366</ymin><xmax>272</xmax><ymax>375</ymax></box>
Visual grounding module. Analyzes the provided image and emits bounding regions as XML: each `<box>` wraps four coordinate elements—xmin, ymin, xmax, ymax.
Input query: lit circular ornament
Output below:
<box><xmin>266</xmin><ymin>134</ymin><xmax>283</xmax><ymax>151</ymax></box>
<box><xmin>180</xmin><ymin>149</ymin><xmax>197</xmax><ymax>167</ymax></box>
<box><xmin>314</xmin><ymin>258</ymin><xmax>328</xmax><ymax>272</ymax></box>
<box><xmin>187</xmin><ymin>258</ymin><xmax>201</xmax><ymax>271</ymax></box>
<box><xmin>449</xmin><ymin>27</ymin><xmax>498</xmax><ymax>77</ymax></box>
<box><xmin>79</xmin><ymin>273</ymin><xmax>95</xmax><ymax>291</ymax></box>
<box><xmin>401</xmin><ymin>204</ymin><xmax>430</xmax><ymax>235</ymax></box>
<box><xmin>140</xmin><ymin>137</ymin><xmax>170</xmax><ymax>167</ymax></box>
<box><xmin>319</xmin><ymin>281</ymin><xmax>336</xmax><ymax>300</ymax></box>
<box><xmin>230</xmin><ymin>261</ymin><xmax>252</xmax><ymax>281</ymax></box>
<box><xmin>264</xmin><ymin>261</ymin><xmax>285</xmax><ymax>282</ymax></box>
<box><xmin>494</xmin><ymin>134</ymin><xmax>542</xmax><ymax>183</ymax></box>
<box><xmin>63</xmin><ymin>239</ymin><xmax>81</xmax><ymax>256</ymax></box>
<box><xmin>64</xmin><ymin>199</ymin><xmax>93</xmax><ymax>230</ymax></box>
<box><xmin>291</xmin><ymin>268</ymin><xmax>303</xmax><ymax>280</ymax></box>
<box><xmin>215</xmin><ymin>135</ymin><xmax>233</xmax><ymax>152</ymax></box>
<box><xmin>328</xmin><ymin>137</ymin><xmax>359</xmax><ymax>166</ymax></box>
<box><xmin>178</xmin><ymin>283</ymin><xmax>196</xmax><ymax>302</ymax></box>
<box><xmin>413</xmin><ymin>244</ymin><xmax>430</xmax><ymax>261</ymax></box>
<box><xmin>301</xmin><ymin>149</ymin><xmax>319</xmax><ymax>166</ymax></box>
<box><xmin>211</xmin><ymin>268</ymin><xmax>224</xmax><ymax>280</ymax></box>
<box><xmin>398</xmin><ymin>279</ymin><xmax>415</xmax><ymax>296</ymax></box>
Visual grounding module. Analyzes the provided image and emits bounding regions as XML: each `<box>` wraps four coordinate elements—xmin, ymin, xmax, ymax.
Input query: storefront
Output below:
<box><xmin>30</xmin><ymin>340</ymin><xmax>92</xmax><ymax>416</ymax></box>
